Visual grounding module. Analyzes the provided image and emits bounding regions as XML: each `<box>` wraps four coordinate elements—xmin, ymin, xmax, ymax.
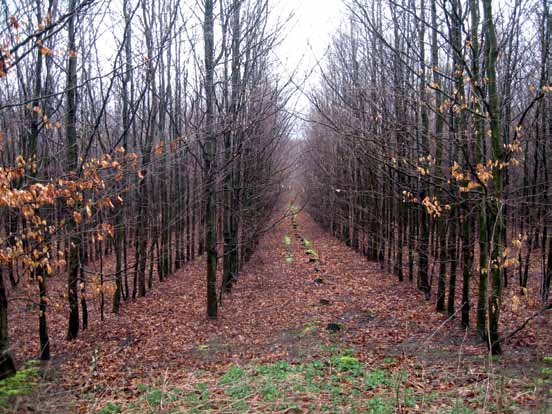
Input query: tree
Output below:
<box><xmin>203</xmin><ymin>0</ymin><xmax>219</xmax><ymax>319</ymax></box>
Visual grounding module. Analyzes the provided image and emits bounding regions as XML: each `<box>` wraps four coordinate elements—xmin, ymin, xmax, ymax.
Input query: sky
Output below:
<box><xmin>272</xmin><ymin>0</ymin><xmax>345</xmax><ymax>117</ymax></box>
<box><xmin>277</xmin><ymin>0</ymin><xmax>344</xmax><ymax>72</ymax></box>
<box><xmin>86</xmin><ymin>0</ymin><xmax>346</xmax><ymax>137</ymax></box>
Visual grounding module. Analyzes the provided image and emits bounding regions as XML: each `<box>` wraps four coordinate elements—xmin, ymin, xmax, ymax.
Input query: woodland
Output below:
<box><xmin>0</xmin><ymin>0</ymin><xmax>551</xmax><ymax>413</ymax></box>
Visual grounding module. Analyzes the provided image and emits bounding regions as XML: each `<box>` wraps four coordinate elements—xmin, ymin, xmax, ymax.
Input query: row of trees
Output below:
<box><xmin>0</xmin><ymin>0</ymin><xmax>292</xmax><ymax>379</ymax></box>
<box><xmin>303</xmin><ymin>0</ymin><xmax>551</xmax><ymax>354</ymax></box>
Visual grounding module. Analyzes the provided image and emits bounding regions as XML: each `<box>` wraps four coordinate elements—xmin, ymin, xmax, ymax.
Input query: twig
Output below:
<box><xmin>500</xmin><ymin>303</ymin><xmax>552</xmax><ymax>344</ymax></box>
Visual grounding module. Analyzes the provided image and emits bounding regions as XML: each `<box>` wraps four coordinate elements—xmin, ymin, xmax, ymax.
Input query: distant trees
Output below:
<box><xmin>303</xmin><ymin>0</ymin><xmax>551</xmax><ymax>355</ymax></box>
<box><xmin>0</xmin><ymin>0</ymin><xmax>291</xmax><ymax>376</ymax></box>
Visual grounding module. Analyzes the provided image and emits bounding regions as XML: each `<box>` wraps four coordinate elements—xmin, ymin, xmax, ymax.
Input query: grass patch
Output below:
<box><xmin>283</xmin><ymin>234</ymin><xmax>294</xmax><ymax>264</ymax></box>
<box><xmin>0</xmin><ymin>366</ymin><xmax>40</xmax><ymax>408</ymax></box>
<box><xmin>91</xmin><ymin>348</ymin><xmax>535</xmax><ymax>413</ymax></box>
<box><xmin>96</xmin><ymin>402</ymin><xmax>122</xmax><ymax>414</ymax></box>
<box><xmin>364</xmin><ymin>368</ymin><xmax>390</xmax><ymax>390</ymax></box>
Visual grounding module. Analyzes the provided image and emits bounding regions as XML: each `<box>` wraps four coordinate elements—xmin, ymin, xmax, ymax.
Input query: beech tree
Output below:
<box><xmin>0</xmin><ymin>0</ymin><xmax>291</xmax><ymax>377</ymax></box>
<box><xmin>303</xmin><ymin>0</ymin><xmax>551</xmax><ymax>355</ymax></box>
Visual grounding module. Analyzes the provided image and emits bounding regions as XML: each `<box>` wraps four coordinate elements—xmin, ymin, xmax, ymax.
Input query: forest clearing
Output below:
<box><xmin>1</xmin><ymin>0</ymin><xmax>552</xmax><ymax>412</ymax></box>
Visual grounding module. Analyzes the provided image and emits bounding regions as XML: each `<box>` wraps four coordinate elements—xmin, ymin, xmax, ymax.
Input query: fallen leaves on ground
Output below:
<box><xmin>7</xmin><ymin>211</ymin><xmax>552</xmax><ymax>413</ymax></box>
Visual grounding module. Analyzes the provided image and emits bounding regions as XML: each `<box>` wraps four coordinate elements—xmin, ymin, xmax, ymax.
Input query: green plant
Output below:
<box><xmin>331</xmin><ymin>355</ymin><xmax>361</xmax><ymax>373</ymax></box>
<box><xmin>257</xmin><ymin>360</ymin><xmax>291</xmax><ymax>381</ymax></box>
<box><xmin>226</xmin><ymin>382</ymin><xmax>252</xmax><ymax>400</ymax></box>
<box><xmin>96</xmin><ymin>402</ymin><xmax>122</xmax><ymax>414</ymax></box>
<box><xmin>403</xmin><ymin>387</ymin><xmax>417</xmax><ymax>407</ymax></box>
<box><xmin>230</xmin><ymin>400</ymin><xmax>249</xmax><ymax>412</ymax></box>
<box><xmin>195</xmin><ymin>383</ymin><xmax>209</xmax><ymax>401</ymax></box>
<box><xmin>364</xmin><ymin>369</ymin><xmax>389</xmax><ymax>390</ymax></box>
<box><xmin>448</xmin><ymin>400</ymin><xmax>474</xmax><ymax>414</ymax></box>
<box><xmin>220</xmin><ymin>365</ymin><xmax>246</xmax><ymax>385</ymax></box>
<box><xmin>366</xmin><ymin>395</ymin><xmax>392</xmax><ymax>414</ymax></box>
<box><xmin>145</xmin><ymin>387</ymin><xmax>162</xmax><ymax>406</ymax></box>
<box><xmin>260</xmin><ymin>382</ymin><xmax>280</xmax><ymax>401</ymax></box>
<box><xmin>135</xmin><ymin>383</ymin><xmax>182</xmax><ymax>409</ymax></box>
<box><xmin>184</xmin><ymin>386</ymin><xmax>209</xmax><ymax>408</ymax></box>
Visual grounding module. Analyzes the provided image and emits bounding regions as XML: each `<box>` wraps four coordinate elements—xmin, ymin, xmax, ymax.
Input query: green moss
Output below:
<box><xmin>0</xmin><ymin>367</ymin><xmax>39</xmax><ymax>408</ymax></box>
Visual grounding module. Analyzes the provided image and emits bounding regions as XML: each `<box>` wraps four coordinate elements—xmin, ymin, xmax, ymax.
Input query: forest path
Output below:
<box><xmin>52</xmin><ymin>211</ymin><xmax>481</xmax><ymax>392</ymax></box>
<box><xmin>13</xmin><ymin>211</ymin><xmax>550</xmax><ymax>413</ymax></box>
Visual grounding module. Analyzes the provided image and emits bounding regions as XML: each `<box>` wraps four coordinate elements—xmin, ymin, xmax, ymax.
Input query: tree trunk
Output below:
<box><xmin>66</xmin><ymin>0</ymin><xmax>80</xmax><ymax>341</ymax></box>
<box><xmin>204</xmin><ymin>0</ymin><xmax>218</xmax><ymax>318</ymax></box>
<box><xmin>0</xmin><ymin>269</ymin><xmax>16</xmax><ymax>379</ymax></box>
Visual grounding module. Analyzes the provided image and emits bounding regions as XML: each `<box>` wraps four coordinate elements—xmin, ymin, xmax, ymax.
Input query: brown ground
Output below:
<box><xmin>6</xmin><ymin>211</ymin><xmax>552</xmax><ymax>413</ymax></box>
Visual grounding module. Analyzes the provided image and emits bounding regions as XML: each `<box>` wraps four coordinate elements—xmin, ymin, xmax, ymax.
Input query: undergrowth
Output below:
<box><xmin>91</xmin><ymin>346</ymin><xmax>533</xmax><ymax>414</ymax></box>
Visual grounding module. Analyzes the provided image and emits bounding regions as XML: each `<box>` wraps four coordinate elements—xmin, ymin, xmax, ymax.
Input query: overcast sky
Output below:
<box><xmin>273</xmin><ymin>0</ymin><xmax>345</xmax><ymax>119</ymax></box>
<box><xmin>277</xmin><ymin>0</ymin><xmax>344</xmax><ymax>71</ymax></box>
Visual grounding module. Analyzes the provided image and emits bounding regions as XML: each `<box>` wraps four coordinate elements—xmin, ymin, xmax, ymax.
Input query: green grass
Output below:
<box><xmin>94</xmin><ymin>348</ymin><xmax>532</xmax><ymax>413</ymax></box>
<box><xmin>174</xmin><ymin>350</ymin><xmax>413</xmax><ymax>412</ymax></box>
<box><xmin>96</xmin><ymin>402</ymin><xmax>122</xmax><ymax>414</ymax></box>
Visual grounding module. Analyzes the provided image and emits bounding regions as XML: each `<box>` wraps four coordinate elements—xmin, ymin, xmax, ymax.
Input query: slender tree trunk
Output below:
<box><xmin>66</xmin><ymin>0</ymin><xmax>80</xmax><ymax>341</ymax></box>
<box><xmin>0</xmin><ymin>269</ymin><xmax>16</xmax><ymax>379</ymax></box>
<box><xmin>204</xmin><ymin>0</ymin><xmax>218</xmax><ymax>318</ymax></box>
<box><xmin>418</xmin><ymin>0</ymin><xmax>431</xmax><ymax>300</ymax></box>
<box><xmin>483</xmin><ymin>0</ymin><xmax>504</xmax><ymax>355</ymax></box>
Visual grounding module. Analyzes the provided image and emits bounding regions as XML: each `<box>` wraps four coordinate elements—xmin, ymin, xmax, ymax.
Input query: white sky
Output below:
<box><xmin>272</xmin><ymin>0</ymin><xmax>345</xmax><ymax>118</ymax></box>
<box><xmin>277</xmin><ymin>0</ymin><xmax>344</xmax><ymax>71</ymax></box>
<box><xmin>83</xmin><ymin>0</ymin><xmax>346</xmax><ymax>138</ymax></box>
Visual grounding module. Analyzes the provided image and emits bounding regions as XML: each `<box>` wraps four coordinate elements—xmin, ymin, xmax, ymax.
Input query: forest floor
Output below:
<box><xmin>5</xmin><ymin>211</ymin><xmax>552</xmax><ymax>413</ymax></box>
